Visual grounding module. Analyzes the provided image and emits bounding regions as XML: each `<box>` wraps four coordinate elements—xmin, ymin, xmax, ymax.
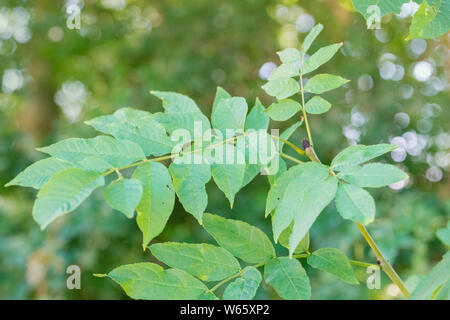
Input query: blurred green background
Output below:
<box><xmin>0</xmin><ymin>0</ymin><xmax>448</xmax><ymax>299</ymax></box>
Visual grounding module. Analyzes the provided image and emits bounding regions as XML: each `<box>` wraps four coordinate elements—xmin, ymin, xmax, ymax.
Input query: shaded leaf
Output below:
<box><xmin>264</xmin><ymin>257</ymin><xmax>311</xmax><ymax>300</ymax></box>
<box><xmin>304</xmin><ymin>74</ymin><xmax>349</xmax><ymax>94</ymax></box>
<box><xmin>132</xmin><ymin>162</ymin><xmax>175</xmax><ymax>248</ymax></box>
<box><xmin>338</xmin><ymin>163</ymin><xmax>408</xmax><ymax>188</ymax></box>
<box><xmin>32</xmin><ymin>168</ymin><xmax>104</xmax><ymax>229</ymax></box>
<box><xmin>331</xmin><ymin>144</ymin><xmax>395</xmax><ymax>171</ymax></box>
<box><xmin>169</xmin><ymin>162</ymin><xmax>211</xmax><ymax>223</ymax></box>
<box><xmin>107</xmin><ymin>262</ymin><xmax>207</xmax><ymax>300</ymax></box>
<box><xmin>410</xmin><ymin>251</ymin><xmax>450</xmax><ymax>300</ymax></box>
<box><xmin>203</xmin><ymin>213</ymin><xmax>275</xmax><ymax>264</ymax></box>
<box><xmin>307</xmin><ymin>248</ymin><xmax>358</xmax><ymax>284</ymax></box>
<box><xmin>37</xmin><ymin>136</ymin><xmax>146</xmax><ymax>172</ymax></box>
<box><xmin>150</xmin><ymin>242</ymin><xmax>240</xmax><ymax>281</ymax></box>
<box><xmin>5</xmin><ymin>157</ymin><xmax>72</xmax><ymax>189</ymax></box>
<box><xmin>211</xmin><ymin>97</ymin><xmax>248</xmax><ymax>135</ymax></box>
<box><xmin>302</xmin><ymin>43</ymin><xmax>342</xmax><ymax>75</ymax></box>
<box><xmin>85</xmin><ymin>108</ymin><xmax>174</xmax><ymax>156</ymax></box>
<box><xmin>262</xmin><ymin>78</ymin><xmax>300</xmax><ymax>100</ymax></box>
<box><xmin>277</xmin><ymin>48</ymin><xmax>301</xmax><ymax>63</ymax></box>
<box><xmin>104</xmin><ymin>178</ymin><xmax>143</xmax><ymax>218</ymax></box>
<box><xmin>265</xmin><ymin>99</ymin><xmax>302</xmax><ymax>121</ymax></box>
<box><xmin>269</xmin><ymin>62</ymin><xmax>300</xmax><ymax>80</ymax></box>
<box><xmin>223</xmin><ymin>266</ymin><xmax>262</xmax><ymax>300</ymax></box>
<box><xmin>151</xmin><ymin>91</ymin><xmax>211</xmax><ymax>137</ymax></box>
<box><xmin>305</xmin><ymin>96</ymin><xmax>332</xmax><ymax>114</ymax></box>
<box><xmin>436</xmin><ymin>222</ymin><xmax>450</xmax><ymax>246</ymax></box>
<box><xmin>301</xmin><ymin>23</ymin><xmax>323</xmax><ymax>53</ymax></box>
<box><xmin>335</xmin><ymin>182</ymin><xmax>375</xmax><ymax>225</ymax></box>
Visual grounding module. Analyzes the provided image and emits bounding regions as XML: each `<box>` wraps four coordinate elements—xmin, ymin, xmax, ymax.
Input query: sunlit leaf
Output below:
<box><xmin>104</xmin><ymin>178</ymin><xmax>143</xmax><ymax>218</ymax></box>
<box><xmin>307</xmin><ymin>248</ymin><xmax>358</xmax><ymax>284</ymax></box>
<box><xmin>223</xmin><ymin>266</ymin><xmax>262</xmax><ymax>300</ymax></box>
<box><xmin>335</xmin><ymin>181</ymin><xmax>375</xmax><ymax>225</ymax></box>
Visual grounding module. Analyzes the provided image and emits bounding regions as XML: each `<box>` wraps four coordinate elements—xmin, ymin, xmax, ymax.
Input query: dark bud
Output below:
<box><xmin>302</xmin><ymin>138</ymin><xmax>311</xmax><ymax>150</ymax></box>
<box><xmin>376</xmin><ymin>260</ymin><xmax>381</xmax><ymax>265</ymax></box>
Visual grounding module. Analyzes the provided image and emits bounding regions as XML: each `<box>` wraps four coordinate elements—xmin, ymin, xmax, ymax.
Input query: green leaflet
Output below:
<box><xmin>198</xmin><ymin>291</ymin><xmax>219</xmax><ymax>300</ymax></box>
<box><xmin>352</xmin><ymin>0</ymin><xmax>406</xmax><ymax>19</ymax></box>
<box><xmin>107</xmin><ymin>262</ymin><xmax>208</xmax><ymax>300</ymax></box>
<box><xmin>203</xmin><ymin>213</ymin><xmax>275</xmax><ymax>264</ymax></box>
<box><xmin>288</xmin><ymin>176</ymin><xmax>337</xmax><ymax>256</ymax></box>
<box><xmin>262</xmin><ymin>78</ymin><xmax>300</xmax><ymax>100</ymax></box>
<box><xmin>436</xmin><ymin>222</ymin><xmax>450</xmax><ymax>246</ymax></box>
<box><xmin>210</xmin><ymin>144</ymin><xmax>246</xmax><ymax>208</ymax></box>
<box><xmin>410</xmin><ymin>251</ymin><xmax>450</xmax><ymax>300</ymax></box>
<box><xmin>223</xmin><ymin>266</ymin><xmax>262</xmax><ymax>300</ymax></box>
<box><xmin>151</xmin><ymin>90</ymin><xmax>211</xmax><ymax>137</ymax></box>
<box><xmin>37</xmin><ymin>135</ymin><xmax>146</xmax><ymax>172</ymax></box>
<box><xmin>276</xmin><ymin>48</ymin><xmax>301</xmax><ymax>63</ymax></box>
<box><xmin>267</xmin><ymin>163</ymin><xmax>337</xmax><ymax>256</ymax></box>
<box><xmin>265</xmin><ymin>99</ymin><xmax>302</xmax><ymax>122</ymax></box>
<box><xmin>278</xmin><ymin>225</ymin><xmax>310</xmax><ymax>255</ymax></box>
<box><xmin>301</xmin><ymin>43</ymin><xmax>342</xmax><ymax>75</ymax></box>
<box><xmin>264</xmin><ymin>257</ymin><xmax>311</xmax><ymax>300</ymax></box>
<box><xmin>269</xmin><ymin>62</ymin><xmax>300</xmax><ymax>80</ymax></box>
<box><xmin>211</xmin><ymin>97</ymin><xmax>248</xmax><ymax>135</ymax></box>
<box><xmin>304</xmin><ymin>96</ymin><xmax>332</xmax><ymax>114</ymax></box>
<box><xmin>104</xmin><ymin>178</ymin><xmax>143</xmax><ymax>219</ymax></box>
<box><xmin>32</xmin><ymin>168</ymin><xmax>104</xmax><ymax>229</ymax></box>
<box><xmin>338</xmin><ymin>163</ymin><xmax>408</xmax><ymax>188</ymax></box>
<box><xmin>132</xmin><ymin>161</ymin><xmax>175</xmax><ymax>248</ymax></box>
<box><xmin>212</xmin><ymin>86</ymin><xmax>232</xmax><ymax>115</ymax></box>
<box><xmin>330</xmin><ymin>143</ymin><xmax>395</xmax><ymax>171</ymax></box>
<box><xmin>239</xmin><ymin>98</ymin><xmax>270</xmax><ymax>188</ymax></box>
<box><xmin>304</xmin><ymin>74</ymin><xmax>349</xmax><ymax>94</ymax></box>
<box><xmin>407</xmin><ymin>0</ymin><xmax>450</xmax><ymax>39</ymax></box>
<box><xmin>307</xmin><ymin>248</ymin><xmax>359</xmax><ymax>284</ymax></box>
<box><xmin>267</xmin><ymin>158</ymin><xmax>287</xmax><ymax>186</ymax></box>
<box><xmin>5</xmin><ymin>157</ymin><xmax>73</xmax><ymax>189</ymax></box>
<box><xmin>335</xmin><ymin>181</ymin><xmax>375</xmax><ymax>225</ymax></box>
<box><xmin>169</xmin><ymin>161</ymin><xmax>211</xmax><ymax>223</ymax></box>
<box><xmin>245</xmin><ymin>98</ymin><xmax>270</xmax><ymax>131</ymax></box>
<box><xmin>149</xmin><ymin>242</ymin><xmax>241</xmax><ymax>282</ymax></box>
<box><xmin>85</xmin><ymin>108</ymin><xmax>174</xmax><ymax>156</ymax></box>
<box><xmin>301</xmin><ymin>23</ymin><xmax>323</xmax><ymax>53</ymax></box>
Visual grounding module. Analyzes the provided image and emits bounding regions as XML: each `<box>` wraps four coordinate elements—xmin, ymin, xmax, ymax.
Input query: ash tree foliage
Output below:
<box><xmin>352</xmin><ymin>0</ymin><xmax>450</xmax><ymax>39</ymax></box>
<box><xmin>6</xmin><ymin>24</ymin><xmax>448</xmax><ymax>300</ymax></box>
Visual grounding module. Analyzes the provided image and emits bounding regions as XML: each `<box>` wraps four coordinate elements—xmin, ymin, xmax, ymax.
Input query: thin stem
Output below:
<box><xmin>280</xmin><ymin>152</ymin><xmax>304</xmax><ymax>164</ymax></box>
<box><xmin>299</xmin><ymin>53</ymin><xmax>313</xmax><ymax>146</ymax></box>
<box><xmin>349</xmin><ymin>260</ymin><xmax>376</xmax><ymax>268</ymax></box>
<box><xmin>271</xmin><ymin>135</ymin><xmax>305</xmax><ymax>156</ymax></box>
<box><xmin>356</xmin><ymin>223</ymin><xmax>410</xmax><ymax>298</ymax></box>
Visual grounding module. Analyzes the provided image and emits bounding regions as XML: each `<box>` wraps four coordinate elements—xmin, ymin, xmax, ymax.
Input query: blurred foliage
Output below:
<box><xmin>0</xmin><ymin>0</ymin><xmax>448</xmax><ymax>299</ymax></box>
